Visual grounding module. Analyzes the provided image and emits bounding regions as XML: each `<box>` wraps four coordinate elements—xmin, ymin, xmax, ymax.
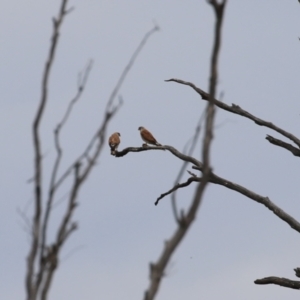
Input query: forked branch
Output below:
<box><xmin>28</xmin><ymin>1</ymin><xmax>69</xmax><ymax>299</ymax></box>
<box><xmin>27</xmin><ymin>0</ymin><xmax>159</xmax><ymax>297</ymax></box>
<box><xmin>142</xmin><ymin>1</ymin><xmax>227</xmax><ymax>299</ymax></box>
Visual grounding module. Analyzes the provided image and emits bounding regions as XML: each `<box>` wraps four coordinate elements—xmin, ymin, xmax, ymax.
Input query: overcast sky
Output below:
<box><xmin>2</xmin><ymin>1</ymin><xmax>300</xmax><ymax>299</ymax></box>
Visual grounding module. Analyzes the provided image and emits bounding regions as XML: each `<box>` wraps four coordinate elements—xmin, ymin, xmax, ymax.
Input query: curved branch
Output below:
<box><xmin>155</xmin><ymin>177</ymin><xmax>200</xmax><ymax>205</ymax></box>
<box><xmin>40</xmin><ymin>60</ymin><xmax>93</xmax><ymax>274</ymax></box>
<box><xmin>165</xmin><ymin>78</ymin><xmax>300</xmax><ymax>148</ymax></box>
<box><xmin>192</xmin><ymin>166</ymin><xmax>300</xmax><ymax>234</ymax></box>
<box><xmin>116</xmin><ymin>143</ymin><xmax>300</xmax><ymax>234</ymax></box>
<box><xmin>106</xmin><ymin>24</ymin><xmax>159</xmax><ymax>112</ymax></box>
<box><xmin>115</xmin><ymin>145</ymin><xmax>202</xmax><ymax>168</ymax></box>
<box><xmin>266</xmin><ymin>135</ymin><xmax>300</xmax><ymax>157</ymax></box>
<box><xmin>254</xmin><ymin>276</ymin><xmax>300</xmax><ymax>290</ymax></box>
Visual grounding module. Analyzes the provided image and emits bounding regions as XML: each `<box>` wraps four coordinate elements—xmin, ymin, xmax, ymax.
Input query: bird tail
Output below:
<box><xmin>156</xmin><ymin>142</ymin><xmax>162</xmax><ymax>146</ymax></box>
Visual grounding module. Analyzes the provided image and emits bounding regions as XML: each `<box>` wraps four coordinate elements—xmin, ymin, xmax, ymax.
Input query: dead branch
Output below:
<box><xmin>116</xmin><ymin>143</ymin><xmax>300</xmax><ymax>234</ymax></box>
<box><xmin>205</xmin><ymin>169</ymin><xmax>300</xmax><ymax>234</ymax></box>
<box><xmin>266</xmin><ymin>135</ymin><xmax>300</xmax><ymax>156</ymax></box>
<box><xmin>52</xmin><ymin>24</ymin><xmax>159</xmax><ymax>193</ymax></box>
<box><xmin>155</xmin><ymin>177</ymin><xmax>200</xmax><ymax>205</ymax></box>
<box><xmin>106</xmin><ymin>25</ymin><xmax>159</xmax><ymax>112</ymax></box>
<box><xmin>254</xmin><ymin>276</ymin><xmax>300</xmax><ymax>290</ymax></box>
<box><xmin>27</xmin><ymin>0</ymin><xmax>159</xmax><ymax>297</ymax></box>
<box><xmin>38</xmin><ymin>60</ymin><xmax>93</xmax><ymax>286</ymax></box>
<box><xmin>143</xmin><ymin>1</ymin><xmax>227</xmax><ymax>299</ymax></box>
<box><xmin>115</xmin><ymin>145</ymin><xmax>202</xmax><ymax>168</ymax></box>
<box><xmin>165</xmin><ymin>78</ymin><xmax>300</xmax><ymax>148</ymax></box>
<box><xmin>28</xmin><ymin>1</ymin><xmax>69</xmax><ymax>299</ymax></box>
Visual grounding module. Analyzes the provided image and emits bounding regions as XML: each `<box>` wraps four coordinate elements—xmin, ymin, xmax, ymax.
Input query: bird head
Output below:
<box><xmin>138</xmin><ymin>126</ymin><xmax>145</xmax><ymax>131</ymax></box>
<box><xmin>117</xmin><ymin>132</ymin><xmax>121</xmax><ymax>136</ymax></box>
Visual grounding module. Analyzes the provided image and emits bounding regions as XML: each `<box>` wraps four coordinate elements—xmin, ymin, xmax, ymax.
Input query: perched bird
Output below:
<box><xmin>138</xmin><ymin>126</ymin><xmax>162</xmax><ymax>146</ymax></box>
<box><xmin>108</xmin><ymin>132</ymin><xmax>121</xmax><ymax>155</ymax></box>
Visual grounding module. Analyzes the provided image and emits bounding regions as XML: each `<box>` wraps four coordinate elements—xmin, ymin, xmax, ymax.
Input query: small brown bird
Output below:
<box><xmin>108</xmin><ymin>132</ymin><xmax>121</xmax><ymax>155</ymax></box>
<box><xmin>138</xmin><ymin>126</ymin><xmax>162</xmax><ymax>146</ymax></box>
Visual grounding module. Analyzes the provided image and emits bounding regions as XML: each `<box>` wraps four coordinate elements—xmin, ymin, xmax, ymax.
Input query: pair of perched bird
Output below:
<box><xmin>109</xmin><ymin>126</ymin><xmax>162</xmax><ymax>155</ymax></box>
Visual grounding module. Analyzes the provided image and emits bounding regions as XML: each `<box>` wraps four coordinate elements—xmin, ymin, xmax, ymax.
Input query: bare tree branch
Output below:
<box><xmin>143</xmin><ymin>1</ymin><xmax>227</xmax><ymax>299</ymax></box>
<box><xmin>53</xmin><ymin>23</ymin><xmax>160</xmax><ymax>192</ymax></box>
<box><xmin>115</xmin><ymin>145</ymin><xmax>202</xmax><ymax>168</ymax></box>
<box><xmin>116</xmin><ymin>142</ymin><xmax>300</xmax><ymax>235</ymax></box>
<box><xmin>27</xmin><ymin>0</ymin><xmax>159</xmax><ymax>297</ymax></box>
<box><xmin>165</xmin><ymin>78</ymin><xmax>300</xmax><ymax>148</ymax></box>
<box><xmin>106</xmin><ymin>25</ymin><xmax>159</xmax><ymax>112</ymax></box>
<box><xmin>254</xmin><ymin>276</ymin><xmax>300</xmax><ymax>290</ymax></box>
<box><xmin>266</xmin><ymin>135</ymin><xmax>300</xmax><ymax>156</ymax></box>
<box><xmin>28</xmin><ymin>1</ymin><xmax>69</xmax><ymax>299</ymax></box>
<box><xmin>155</xmin><ymin>177</ymin><xmax>200</xmax><ymax>205</ymax></box>
<box><xmin>204</xmin><ymin>169</ymin><xmax>300</xmax><ymax>234</ymax></box>
<box><xmin>38</xmin><ymin>60</ymin><xmax>93</xmax><ymax>286</ymax></box>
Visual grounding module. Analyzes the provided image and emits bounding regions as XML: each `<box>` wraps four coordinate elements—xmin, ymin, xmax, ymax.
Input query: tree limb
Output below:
<box><xmin>266</xmin><ymin>135</ymin><xmax>300</xmax><ymax>157</ymax></box>
<box><xmin>116</xmin><ymin>143</ymin><xmax>300</xmax><ymax>234</ymax></box>
<box><xmin>28</xmin><ymin>1</ymin><xmax>69</xmax><ymax>299</ymax></box>
<box><xmin>155</xmin><ymin>177</ymin><xmax>200</xmax><ymax>205</ymax></box>
<box><xmin>254</xmin><ymin>276</ymin><xmax>300</xmax><ymax>290</ymax></box>
<box><xmin>143</xmin><ymin>1</ymin><xmax>227</xmax><ymax>299</ymax></box>
<box><xmin>115</xmin><ymin>145</ymin><xmax>202</xmax><ymax>168</ymax></box>
<box><xmin>165</xmin><ymin>78</ymin><xmax>300</xmax><ymax>148</ymax></box>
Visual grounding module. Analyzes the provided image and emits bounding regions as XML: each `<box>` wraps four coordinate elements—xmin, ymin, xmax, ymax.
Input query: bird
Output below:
<box><xmin>108</xmin><ymin>132</ymin><xmax>121</xmax><ymax>155</ymax></box>
<box><xmin>138</xmin><ymin>126</ymin><xmax>162</xmax><ymax>147</ymax></box>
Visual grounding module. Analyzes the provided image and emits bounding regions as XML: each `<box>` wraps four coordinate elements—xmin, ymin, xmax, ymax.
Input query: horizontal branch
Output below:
<box><xmin>254</xmin><ymin>276</ymin><xmax>300</xmax><ymax>290</ymax></box>
<box><xmin>116</xmin><ymin>144</ymin><xmax>300</xmax><ymax>234</ymax></box>
<box><xmin>115</xmin><ymin>145</ymin><xmax>202</xmax><ymax>168</ymax></box>
<box><xmin>266</xmin><ymin>135</ymin><xmax>300</xmax><ymax>157</ymax></box>
<box><xmin>165</xmin><ymin>78</ymin><xmax>300</xmax><ymax>148</ymax></box>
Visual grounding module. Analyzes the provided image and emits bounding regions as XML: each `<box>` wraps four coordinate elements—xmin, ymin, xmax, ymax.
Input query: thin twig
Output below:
<box><xmin>266</xmin><ymin>135</ymin><xmax>300</xmax><ymax>156</ymax></box>
<box><xmin>53</xmin><ymin>24</ymin><xmax>159</xmax><ymax>192</ymax></box>
<box><xmin>40</xmin><ymin>60</ymin><xmax>93</xmax><ymax>280</ymax></box>
<box><xmin>155</xmin><ymin>177</ymin><xmax>200</xmax><ymax>205</ymax></box>
<box><xmin>106</xmin><ymin>25</ymin><xmax>159</xmax><ymax>112</ymax></box>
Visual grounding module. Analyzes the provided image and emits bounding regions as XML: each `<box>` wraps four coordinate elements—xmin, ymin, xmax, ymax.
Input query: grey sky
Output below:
<box><xmin>1</xmin><ymin>0</ymin><xmax>300</xmax><ymax>299</ymax></box>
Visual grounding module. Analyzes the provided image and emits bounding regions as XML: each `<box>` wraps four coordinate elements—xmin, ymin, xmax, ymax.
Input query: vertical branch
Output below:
<box><xmin>143</xmin><ymin>1</ymin><xmax>227</xmax><ymax>299</ymax></box>
<box><xmin>40</xmin><ymin>60</ymin><xmax>93</xmax><ymax>263</ymax></box>
<box><xmin>202</xmin><ymin>0</ymin><xmax>227</xmax><ymax>169</ymax></box>
<box><xmin>27</xmin><ymin>1</ymin><xmax>69</xmax><ymax>299</ymax></box>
